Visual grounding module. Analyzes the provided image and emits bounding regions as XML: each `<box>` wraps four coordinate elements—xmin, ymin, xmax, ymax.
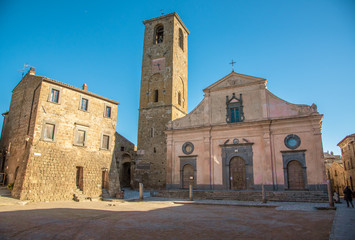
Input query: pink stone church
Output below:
<box><xmin>166</xmin><ymin>71</ymin><xmax>326</xmax><ymax>191</ymax></box>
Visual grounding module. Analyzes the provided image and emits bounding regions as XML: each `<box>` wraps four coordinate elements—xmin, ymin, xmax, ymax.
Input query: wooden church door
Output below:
<box><xmin>182</xmin><ymin>164</ymin><xmax>194</xmax><ymax>189</ymax></box>
<box><xmin>229</xmin><ymin>157</ymin><xmax>246</xmax><ymax>190</ymax></box>
<box><xmin>287</xmin><ymin>160</ymin><xmax>305</xmax><ymax>190</ymax></box>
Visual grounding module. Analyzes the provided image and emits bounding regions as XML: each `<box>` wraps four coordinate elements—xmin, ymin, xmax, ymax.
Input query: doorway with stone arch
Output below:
<box><xmin>120</xmin><ymin>154</ymin><xmax>132</xmax><ymax>188</ymax></box>
<box><xmin>229</xmin><ymin>156</ymin><xmax>246</xmax><ymax>190</ymax></box>
<box><xmin>287</xmin><ymin>160</ymin><xmax>305</xmax><ymax>190</ymax></box>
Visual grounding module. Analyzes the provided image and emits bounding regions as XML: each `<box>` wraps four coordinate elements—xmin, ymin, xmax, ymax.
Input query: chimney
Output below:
<box><xmin>29</xmin><ymin>67</ymin><xmax>35</xmax><ymax>75</ymax></box>
<box><xmin>82</xmin><ymin>83</ymin><xmax>88</xmax><ymax>91</ymax></box>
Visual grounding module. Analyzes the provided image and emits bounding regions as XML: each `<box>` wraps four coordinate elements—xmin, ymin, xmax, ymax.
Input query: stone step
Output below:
<box><xmin>154</xmin><ymin>190</ymin><xmax>329</xmax><ymax>203</ymax></box>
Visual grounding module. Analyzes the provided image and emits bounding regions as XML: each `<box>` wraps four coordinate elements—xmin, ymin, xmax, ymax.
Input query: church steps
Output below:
<box><xmin>153</xmin><ymin>190</ymin><xmax>329</xmax><ymax>203</ymax></box>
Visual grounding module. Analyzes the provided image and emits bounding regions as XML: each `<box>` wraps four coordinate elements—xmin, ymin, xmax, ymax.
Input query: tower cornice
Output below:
<box><xmin>143</xmin><ymin>12</ymin><xmax>190</xmax><ymax>35</ymax></box>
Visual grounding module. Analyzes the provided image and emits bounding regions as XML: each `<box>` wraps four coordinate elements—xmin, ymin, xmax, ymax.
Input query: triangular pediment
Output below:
<box><xmin>203</xmin><ymin>71</ymin><xmax>267</xmax><ymax>93</ymax></box>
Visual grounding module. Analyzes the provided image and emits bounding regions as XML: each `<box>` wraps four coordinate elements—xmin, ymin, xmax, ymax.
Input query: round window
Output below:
<box><xmin>182</xmin><ymin>142</ymin><xmax>194</xmax><ymax>155</ymax></box>
<box><xmin>284</xmin><ymin>134</ymin><xmax>301</xmax><ymax>150</ymax></box>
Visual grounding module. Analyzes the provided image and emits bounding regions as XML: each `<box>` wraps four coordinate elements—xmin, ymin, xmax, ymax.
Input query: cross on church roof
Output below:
<box><xmin>230</xmin><ymin>59</ymin><xmax>236</xmax><ymax>72</ymax></box>
<box><xmin>160</xmin><ymin>9</ymin><xmax>164</xmax><ymax>15</ymax></box>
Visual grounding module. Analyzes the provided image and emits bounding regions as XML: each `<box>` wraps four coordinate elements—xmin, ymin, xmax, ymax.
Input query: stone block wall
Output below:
<box><xmin>1</xmin><ymin>69</ymin><xmax>120</xmax><ymax>201</ymax></box>
<box><xmin>137</xmin><ymin>13</ymin><xmax>189</xmax><ymax>189</ymax></box>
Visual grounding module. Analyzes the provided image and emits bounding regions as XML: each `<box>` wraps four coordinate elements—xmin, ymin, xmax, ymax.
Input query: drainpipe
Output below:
<box><xmin>209</xmin><ymin>125</ymin><xmax>212</xmax><ymax>189</ymax></box>
<box><xmin>269</xmin><ymin>120</ymin><xmax>276</xmax><ymax>190</ymax></box>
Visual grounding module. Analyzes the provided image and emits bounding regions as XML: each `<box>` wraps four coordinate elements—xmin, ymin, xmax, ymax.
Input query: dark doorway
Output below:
<box><xmin>121</xmin><ymin>162</ymin><xmax>131</xmax><ymax>187</ymax></box>
<box><xmin>182</xmin><ymin>164</ymin><xmax>194</xmax><ymax>189</ymax></box>
<box><xmin>287</xmin><ymin>160</ymin><xmax>305</xmax><ymax>190</ymax></box>
<box><xmin>76</xmin><ymin>167</ymin><xmax>83</xmax><ymax>191</ymax></box>
<box><xmin>229</xmin><ymin>156</ymin><xmax>246</xmax><ymax>190</ymax></box>
<box><xmin>102</xmin><ymin>170</ymin><xmax>109</xmax><ymax>190</ymax></box>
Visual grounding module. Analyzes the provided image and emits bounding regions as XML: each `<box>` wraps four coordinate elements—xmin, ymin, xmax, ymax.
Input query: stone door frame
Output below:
<box><xmin>221</xmin><ymin>143</ymin><xmax>254</xmax><ymax>190</ymax></box>
<box><xmin>281</xmin><ymin>150</ymin><xmax>308</xmax><ymax>190</ymax></box>
<box><xmin>179</xmin><ymin>156</ymin><xmax>197</xmax><ymax>189</ymax></box>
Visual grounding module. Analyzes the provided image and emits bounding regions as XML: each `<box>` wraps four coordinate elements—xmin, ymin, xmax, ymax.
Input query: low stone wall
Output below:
<box><xmin>153</xmin><ymin>190</ymin><xmax>329</xmax><ymax>203</ymax></box>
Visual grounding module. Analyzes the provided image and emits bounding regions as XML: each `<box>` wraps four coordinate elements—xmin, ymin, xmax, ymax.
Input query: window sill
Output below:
<box><xmin>100</xmin><ymin>148</ymin><xmax>110</xmax><ymax>151</ymax></box>
<box><xmin>73</xmin><ymin>144</ymin><xmax>87</xmax><ymax>148</ymax></box>
<box><xmin>41</xmin><ymin>138</ymin><xmax>56</xmax><ymax>143</ymax></box>
<box><xmin>47</xmin><ymin>100</ymin><xmax>61</xmax><ymax>105</ymax></box>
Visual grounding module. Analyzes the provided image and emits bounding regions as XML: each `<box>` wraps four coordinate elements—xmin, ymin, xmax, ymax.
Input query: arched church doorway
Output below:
<box><xmin>182</xmin><ymin>164</ymin><xmax>194</xmax><ymax>189</ymax></box>
<box><xmin>229</xmin><ymin>156</ymin><xmax>246</xmax><ymax>190</ymax></box>
<box><xmin>287</xmin><ymin>160</ymin><xmax>305</xmax><ymax>190</ymax></box>
<box><xmin>121</xmin><ymin>162</ymin><xmax>131</xmax><ymax>187</ymax></box>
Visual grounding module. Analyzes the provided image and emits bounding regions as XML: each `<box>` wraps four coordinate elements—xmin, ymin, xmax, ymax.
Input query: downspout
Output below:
<box><xmin>208</xmin><ymin>91</ymin><xmax>213</xmax><ymax>190</ymax></box>
<box><xmin>269</xmin><ymin>120</ymin><xmax>276</xmax><ymax>190</ymax></box>
<box><xmin>266</xmin><ymin>90</ymin><xmax>276</xmax><ymax>190</ymax></box>
<box><xmin>209</xmin><ymin>125</ymin><xmax>212</xmax><ymax>189</ymax></box>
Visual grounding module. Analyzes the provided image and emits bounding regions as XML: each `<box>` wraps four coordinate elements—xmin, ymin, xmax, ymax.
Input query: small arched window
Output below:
<box><xmin>179</xmin><ymin>28</ymin><xmax>184</xmax><ymax>50</ymax></box>
<box><xmin>154</xmin><ymin>25</ymin><xmax>164</xmax><ymax>44</ymax></box>
<box><xmin>178</xmin><ymin>92</ymin><xmax>181</xmax><ymax>106</ymax></box>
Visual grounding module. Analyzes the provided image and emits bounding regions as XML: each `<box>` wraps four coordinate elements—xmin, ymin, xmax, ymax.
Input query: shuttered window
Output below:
<box><xmin>102</xmin><ymin>135</ymin><xmax>109</xmax><ymax>150</ymax></box>
<box><xmin>44</xmin><ymin>123</ymin><xmax>55</xmax><ymax>140</ymax></box>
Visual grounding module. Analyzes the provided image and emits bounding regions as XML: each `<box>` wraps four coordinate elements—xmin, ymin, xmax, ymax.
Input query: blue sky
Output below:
<box><xmin>0</xmin><ymin>0</ymin><xmax>354</xmax><ymax>155</ymax></box>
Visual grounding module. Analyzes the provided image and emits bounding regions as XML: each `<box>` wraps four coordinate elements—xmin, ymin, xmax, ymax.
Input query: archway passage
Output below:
<box><xmin>121</xmin><ymin>162</ymin><xmax>131</xmax><ymax>187</ymax></box>
<box><xmin>229</xmin><ymin>157</ymin><xmax>246</xmax><ymax>190</ymax></box>
<box><xmin>182</xmin><ymin>164</ymin><xmax>194</xmax><ymax>189</ymax></box>
<box><xmin>287</xmin><ymin>160</ymin><xmax>305</xmax><ymax>190</ymax></box>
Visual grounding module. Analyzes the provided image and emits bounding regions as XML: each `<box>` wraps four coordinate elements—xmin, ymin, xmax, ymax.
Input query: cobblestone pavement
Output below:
<box><xmin>0</xmin><ymin>188</ymin><xmax>352</xmax><ymax>239</ymax></box>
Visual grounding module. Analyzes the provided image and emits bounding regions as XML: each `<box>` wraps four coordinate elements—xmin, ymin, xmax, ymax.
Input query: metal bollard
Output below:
<box><xmin>139</xmin><ymin>183</ymin><xmax>144</xmax><ymax>201</ymax></box>
<box><xmin>189</xmin><ymin>184</ymin><xmax>193</xmax><ymax>201</ymax></box>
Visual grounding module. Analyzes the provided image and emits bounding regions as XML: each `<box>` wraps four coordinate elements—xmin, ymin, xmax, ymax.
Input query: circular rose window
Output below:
<box><xmin>182</xmin><ymin>142</ymin><xmax>194</xmax><ymax>155</ymax></box>
<box><xmin>284</xmin><ymin>134</ymin><xmax>301</xmax><ymax>150</ymax></box>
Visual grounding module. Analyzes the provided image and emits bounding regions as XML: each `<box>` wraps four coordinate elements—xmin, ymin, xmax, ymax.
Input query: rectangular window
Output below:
<box><xmin>105</xmin><ymin>106</ymin><xmax>112</xmax><ymax>118</ymax></box>
<box><xmin>230</xmin><ymin>107</ymin><xmax>240</xmax><ymax>123</ymax></box>
<box><xmin>101</xmin><ymin>134</ymin><xmax>110</xmax><ymax>150</ymax></box>
<box><xmin>150</xmin><ymin>128</ymin><xmax>154</xmax><ymax>138</ymax></box>
<box><xmin>76</xmin><ymin>130</ymin><xmax>86</xmax><ymax>146</ymax></box>
<box><xmin>44</xmin><ymin>123</ymin><xmax>55</xmax><ymax>140</ymax></box>
<box><xmin>50</xmin><ymin>89</ymin><xmax>60</xmax><ymax>103</ymax></box>
<box><xmin>80</xmin><ymin>98</ymin><xmax>88</xmax><ymax>111</ymax></box>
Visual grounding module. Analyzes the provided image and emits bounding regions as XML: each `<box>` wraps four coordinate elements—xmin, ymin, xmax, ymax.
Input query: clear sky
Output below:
<box><xmin>0</xmin><ymin>0</ymin><xmax>354</xmax><ymax>155</ymax></box>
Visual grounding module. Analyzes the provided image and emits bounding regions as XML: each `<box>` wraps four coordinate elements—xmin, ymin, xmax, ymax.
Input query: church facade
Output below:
<box><xmin>165</xmin><ymin>72</ymin><xmax>326</xmax><ymax>191</ymax></box>
<box><xmin>137</xmin><ymin>13</ymin><xmax>326</xmax><ymax>192</ymax></box>
<box><xmin>0</xmin><ymin>12</ymin><xmax>327</xmax><ymax>201</ymax></box>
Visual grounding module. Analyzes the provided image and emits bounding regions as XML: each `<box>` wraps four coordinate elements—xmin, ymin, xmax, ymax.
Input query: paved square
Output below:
<box><xmin>0</xmin><ymin>200</ymin><xmax>334</xmax><ymax>239</ymax></box>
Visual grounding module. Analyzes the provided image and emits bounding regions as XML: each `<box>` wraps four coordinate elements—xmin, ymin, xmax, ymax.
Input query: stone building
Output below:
<box><xmin>0</xmin><ymin>68</ymin><xmax>120</xmax><ymax>201</ymax></box>
<box><xmin>337</xmin><ymin>133</ymin><xmax>355</xmax><ymax>190</ymax></box>
<box><xmin>114</xmin><ymin>132</ymin><xmax>136</xmax><ymax>188</ymax></box>
<box><xmin>166</xmin><ymin>71</ymin><xmax>326</xmax><ymax>192</ymax></box>
<box><xmin>136</xmin><ymin>13</ymin><xmax>189</xmax><ymax>189</ymax></box>
<box><xmin>324</xmin><ymin>151</ymin><xmax>345</xmax><ymax>195</ymax></box>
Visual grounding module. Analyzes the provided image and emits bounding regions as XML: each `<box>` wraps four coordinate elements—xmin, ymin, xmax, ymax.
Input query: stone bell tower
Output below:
<box><xmin>136</xmin><ymin>12</ymin><xmax>189</xmax><ymax>189</ymax></box>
